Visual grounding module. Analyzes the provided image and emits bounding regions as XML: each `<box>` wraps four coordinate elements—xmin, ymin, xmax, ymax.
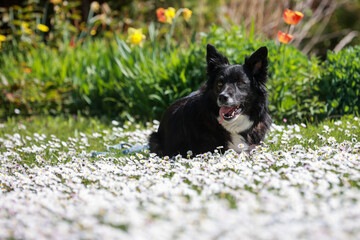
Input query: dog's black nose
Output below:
<box><xmin>218</xmin><ymin>94</ymin><xmax>228</xmax><ymax>103</ymax></box>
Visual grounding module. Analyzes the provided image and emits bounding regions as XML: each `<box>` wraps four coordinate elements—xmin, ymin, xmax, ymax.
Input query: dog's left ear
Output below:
<box><xmin>244</xmin><ymin>46</ymin><xmax>268</xmax><ymax>83</ymax></box>
<box><xmin>206</xmin><ymin>44</ymin><xmax>230</xmax><ymax>75</ymax></box>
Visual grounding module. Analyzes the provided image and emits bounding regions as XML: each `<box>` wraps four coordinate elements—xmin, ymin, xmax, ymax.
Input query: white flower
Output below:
<box><xmin>1</xmin><ymin>120</ymin><xmax>360</xmax><ymax>239</ymax></box>
<box><xmin>111</xmin><ymin>120</ymin><xmax>119</xmax><ymax>126</ymax></box>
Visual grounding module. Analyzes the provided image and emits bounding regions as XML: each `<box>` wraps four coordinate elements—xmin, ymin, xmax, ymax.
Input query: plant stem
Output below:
<box><xmin>40</xmin><ymin>2</ymin><xmax>50</xmax><ymax>42</ymax></box>
<box><xmin>78</xmin><ymin>8</ymin><xmax>94</xmax><ymax>42</ymax></box>
<box><xmin>166</xmin><ymin>8</ymin><xmax>184</xmax><ymax>52</ymax></box>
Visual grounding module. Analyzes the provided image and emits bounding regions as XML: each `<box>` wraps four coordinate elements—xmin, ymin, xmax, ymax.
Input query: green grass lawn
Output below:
<box><xmin>1</xmin><ymin>114</ymin><xmax>358</xmax><ymax>164</ymax></box>
<box><xmin>0</xmin><ymin>115</ymin><xmax>359</xmax><ymax>239</ymax></box>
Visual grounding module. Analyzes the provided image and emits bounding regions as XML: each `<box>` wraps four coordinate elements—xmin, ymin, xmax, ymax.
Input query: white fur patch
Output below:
<box><xmin>219</xmin><ymin>114</ymin><xmax>253</xmax><ymax>133</ymax></box>
<box><xmin>227</xmin><ymin>133</ymin><xmax>248</xmax><ymax>152</ymax></box>
<box><xmin>218</xmin><ymin>114</ymin><xmax>253</xmax><ymax>152</ymax></box>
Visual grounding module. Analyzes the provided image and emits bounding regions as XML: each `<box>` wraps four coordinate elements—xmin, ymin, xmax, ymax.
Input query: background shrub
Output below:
<box><xmin>3</xmin><ymin>25</ymin><xmax>360</xmax><ymax>124</ymax></box>
<box><xmin>0</xmin><ymin>24</ymin><xmax>327</xmax><ymax>123</ymax></box>
<box><xmin>0</xmin><ymin>26</ymin><xmax>206</xmax><ymax>121</ymax></box>
<box><xmin>315</xmin><ymin>45</ymin><xmax>360</xmax><ymax>117</ymax></box>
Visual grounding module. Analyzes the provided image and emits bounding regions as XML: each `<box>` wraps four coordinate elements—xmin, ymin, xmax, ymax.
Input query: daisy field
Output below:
<box><xmin>0</xmin><ymin>115</ymin><xmax>359</xmax><ymax>239</ymax></box>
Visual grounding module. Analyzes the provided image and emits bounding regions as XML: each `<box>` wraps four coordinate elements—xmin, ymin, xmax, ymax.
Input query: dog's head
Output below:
<box><xmin>206</xmin><ymin>44</ymin><xmax>268</xmax><ymax>123</ymax></box>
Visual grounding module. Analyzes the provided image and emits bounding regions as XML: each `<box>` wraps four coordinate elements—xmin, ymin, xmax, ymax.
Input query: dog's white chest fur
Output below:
<box><xmin>218</xmin><ymin>114</ymin><xmax>253</xmax><ymax>152</ymax></box>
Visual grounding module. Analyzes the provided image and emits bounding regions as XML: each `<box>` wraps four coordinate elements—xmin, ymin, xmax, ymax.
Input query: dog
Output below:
<box><xmin>149</xmin><ymin>44</ymin><xmax>271</xmax><ymax>157</ymax></box>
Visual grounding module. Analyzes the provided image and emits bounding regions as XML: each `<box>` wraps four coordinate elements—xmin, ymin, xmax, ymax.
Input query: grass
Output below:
<box><xmin>0</xmin><ymin>115</ymin><xmax>152</xmax><ymax>164</ymax></box>
<box><xmin>1</xmin><ymin>114</ymin><xmax>358</xmax><ymax>160</ymax></box>
<box><xmin>0</xmin><ymin>115</ymin><xmax>359</xmax><ymax>239</ymax></box>
<box><xmin>267</xmin><ymin>115</ymin><xmax>360</xmax><ymax>150</ymax></box>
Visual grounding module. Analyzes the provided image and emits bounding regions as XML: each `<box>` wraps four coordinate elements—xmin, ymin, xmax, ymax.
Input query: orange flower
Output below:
<box><xmin>70</xmin><ymin>36</ymin><xmax>76</xmax><ymax>48</ymax></box>
<box><xmin>157</xmin><ymin>7</ymin><xmax>176</xmax><ymax>24</ymax></box>
<box><xmin>277</xmin><ymin>31</ymin><xmax>293</xmax><ymax>44</ymax></box>
<box><xmin>283</xmin><ymin>9</ymin><xmax>304</xmax><ymax>25</ymax></box>
<box><xmin>50</xmin><ymin>0</ymin><xmax>62</xmax><ymax>4</ymax></box>
<box><xmin>22</xmin><ymin>68</ymin><xmax>32</xmax><ymax>74</ymax></box>
<box><xmin>156</xmin><ymin>8</ymin><xmax>166</xmax><ymax>23</ymax></box>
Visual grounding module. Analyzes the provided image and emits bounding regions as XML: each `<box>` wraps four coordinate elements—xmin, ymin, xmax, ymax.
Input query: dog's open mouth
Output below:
<box><xmin>219</xmin><ymin>105</ymin><xmax>243</xmax><ymax>124</ymax></box>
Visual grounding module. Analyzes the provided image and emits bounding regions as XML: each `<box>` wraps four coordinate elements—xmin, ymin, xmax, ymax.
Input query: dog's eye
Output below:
<box><xmin>217</xmin><ymin>82</ymin><xmax>223</xmax><ymax>88</ymax></box>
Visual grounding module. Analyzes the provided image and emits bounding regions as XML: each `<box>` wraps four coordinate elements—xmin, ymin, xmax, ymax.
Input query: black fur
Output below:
<box><xmin>149</xmin><ymin>44</ymin><xmax>272</xmax><ymax>157</ymax></box>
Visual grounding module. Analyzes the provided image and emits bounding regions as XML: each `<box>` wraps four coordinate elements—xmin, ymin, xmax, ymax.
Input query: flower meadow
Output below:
<box><xmin>0</xmin><ymin>116</ymin><xmax>360</xmax><ymax>239</ymax></box>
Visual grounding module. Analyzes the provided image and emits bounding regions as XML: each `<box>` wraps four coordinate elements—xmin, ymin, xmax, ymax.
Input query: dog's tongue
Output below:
<box><xmin>219</xmin><ymin>106</ymin><xmax>236</xmax><ymax>124</ymax></box>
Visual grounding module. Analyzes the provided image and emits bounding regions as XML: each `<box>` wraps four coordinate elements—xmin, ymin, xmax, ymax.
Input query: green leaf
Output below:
<box><xmin>180</xmin><ymin>69</ymin><xmax>186</xmax><ymax>84</ymax></box>
<box><xmin>331</xmin><ymin>100</ymin><xmax>339</xmax><ymax>108</ymax></box>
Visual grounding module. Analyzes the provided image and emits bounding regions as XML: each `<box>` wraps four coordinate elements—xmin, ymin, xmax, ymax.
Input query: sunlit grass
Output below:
<box><xmin>267</xmin><ymin>115</ymin><xmax>360</xmax><ymax>151</ymax></box>
<box><xmin>0</xmin><ymin>115</ymin><xmax>359</xmax><ymax>239</ymax></box>
<box><xmin>0</xmin><ymin>115</ymin><xmax>153</xmax><ymax>166</ymax></box>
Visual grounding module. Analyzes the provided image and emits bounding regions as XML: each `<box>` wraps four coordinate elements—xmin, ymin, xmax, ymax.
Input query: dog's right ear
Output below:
<box><xmin>206</xmin><ymin>44</ymin><xmax>230</xmax><ymax>75</ymax></box>
<box><xmin>244</xmin><ymin>46</ymin><xmax>268</xmax><ymax>84</ymax></box>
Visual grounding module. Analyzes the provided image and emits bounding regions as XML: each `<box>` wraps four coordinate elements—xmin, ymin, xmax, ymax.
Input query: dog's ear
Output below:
<box><xmin>244</xmin><ymin>46</ymin><xmax>268</xmax><ymax>83</ymax></box>
<box><xmin>206</xmin><ymin>44</ymin><xmax>230</xmax><ymax>75</ymax></box>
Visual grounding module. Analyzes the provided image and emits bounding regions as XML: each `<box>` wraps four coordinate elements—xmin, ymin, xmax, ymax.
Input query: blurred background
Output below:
<box><xmin>1</xmin><ymin>0</ymin><xmax>359</xmax><ymax>56</ymax></box>
<box><xmin>0</xmin><ymin>0</ymin><xmax>359</xmax><ymax>123</ymax></box>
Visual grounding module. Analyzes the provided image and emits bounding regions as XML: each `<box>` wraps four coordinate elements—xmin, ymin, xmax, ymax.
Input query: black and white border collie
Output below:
<box><xmin>149</xmin><ymin>44</ymin><xmax>271</xmax><ymax>157</ymax></box>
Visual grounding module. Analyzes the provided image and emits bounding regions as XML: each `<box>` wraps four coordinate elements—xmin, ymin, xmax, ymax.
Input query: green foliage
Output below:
<box><xmin>110</xmin><ymin>33</ymin><xmax>205</xmax><ymax>121</ymax></box>
<box><xmin>0</xmin><ymin>25</ymin><xmax>205</xmax><ymax>121</ymax></box>
<box><xmin>0</xmin><ymin>24</ymin><xmax>357</xmax><ymax>124</ymax></box>
<box><xmin>315</xmin><ymin>46</ymin><xmax>360</xmax><ymax>117</ymax></box>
